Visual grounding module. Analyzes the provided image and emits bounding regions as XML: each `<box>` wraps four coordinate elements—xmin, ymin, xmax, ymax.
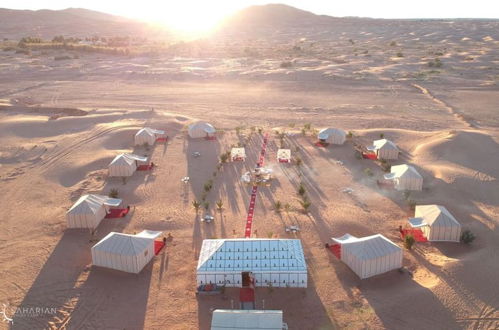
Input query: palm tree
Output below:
<box><xmin>299</xmin><ymin>199</ymin><xmax>311</xmax><ymax>213</ymax></box>
<box><xmin>274</xmin><ymin>200</ymin><xmax>282</xmax><ymax>213</ymax></box>
<box><xmin>216</xmin><ymin>200</ymin><xmax>224</xmax><ymax>212</ymax></box>
<box><xmin>295</xmin><ymin>156</ymin><xmax>303</xmax><ymax>168</ymax></box>
<box><xmin>192</xmin><ymin>200</ymin><xmax>201</xmax><ymax>213</ymax></box>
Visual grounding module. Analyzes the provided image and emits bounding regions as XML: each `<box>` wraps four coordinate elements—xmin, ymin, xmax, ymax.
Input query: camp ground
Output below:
<box><xmin>108</xmin><ymin>153</ymin><xmax>150</xmax><ymax>177</ymax></box>
<box><xmin>66</xmin><ymin>194</ymin><xmax>124</xmax><ymax>229</ymax></box>
<box><xmin>134</xmin><ymin>127</ymin><xmax>167</xmax><ymax>146</ymax></box>
<box><xmin>188</xmin><ymin>121</ymin><xmax>216</xmax><ymax>139</ymax></box>
<box><xmin>91</xmin><ymin>230</ymin><xmax>165</xmax><ymax>273</ymax></box>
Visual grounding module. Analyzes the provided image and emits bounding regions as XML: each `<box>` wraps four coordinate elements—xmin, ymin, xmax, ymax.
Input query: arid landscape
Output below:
<box><xmin>0</xmin><ymin>4</ymin><xmax>498</xmax><ymax>330</ymax></box>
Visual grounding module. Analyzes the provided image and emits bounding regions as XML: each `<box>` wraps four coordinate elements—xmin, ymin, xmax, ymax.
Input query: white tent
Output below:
<box><xmin>231</xmin><ymin>148</ymin><xmax>246</xmax><ymax>161</ymax></box>
<box><xmin>211</xmin><ymin>310</ymin><xmax>286</xmax><ymax>330</ymax></box>
<box><xmin>91</xmin><ymin>230</ymin><xmax>162</xmax><ymax>273</ymax></box>
<box><xmin>66</xmin><ymin>194</ymin><xmax>122</xmax><ymax>229</ymax></box>
<box><xmin>108</xmin><ymin>153</ymin><xmax>148</xmax><ymax>177</ymax></box>
<box><xmin>277</xmin><ymin>149</ymin><xmax>291</xmax><ymax>163</ymax></box>
<box><xmin>332</xmin><ymin>234</ymin><xmax>402</xmax><ymax>279</ymax></box>
<box><xmin>197</xmin><ymin>239</ymin><xmax>307</xmax><ymax>288</ymax></box>
<box><xmin>188</xmin><ymin>122</ymin><xmax>216</xmax><ymax>139</ymax></box>
<box><xmin>367</xmin><ymin>139</ymin><xmax>399</xmax><ymax>160</ymax></box>
<box><xmin>317</xmin><ymin>128</ymin><xmax>346</xmax><ymax>145</ymax></box>
<box><xmin>384</xmin><ymin>164</ymin><xmax>423</xmax><ymax>191</ymax></box>
<box><xmin>409</xmin><ymin>205</ymin><xmax>461</xmax><ymax>242</ymax></box>
<box><xmin>134</xmin><ymin>127</ymin><xmax>165</xmax><ymax>146</ymax></box>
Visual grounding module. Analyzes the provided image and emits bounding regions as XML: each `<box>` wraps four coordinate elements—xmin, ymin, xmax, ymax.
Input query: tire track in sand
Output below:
<box><xmin>411</xmin><ymin>84</ymin><xmax>480</xmax><ymax>129</ymax></box>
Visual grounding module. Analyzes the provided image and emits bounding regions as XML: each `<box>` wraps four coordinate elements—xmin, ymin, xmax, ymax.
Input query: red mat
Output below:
<box><xmin>156</xmin><ymin>137</ymin><xmax>168</xmax><ymax>143</ymax></box>
<box><xmin>154</xmin><ymin>240</ymin><xmax>165</xmax><ymax>255</ymax></box>
<box><xmin>329</xmin><ymin>244</ymin><xmax>341</xmax><ymax>259</ymax></box>
<box><xmin>377</xmin><ymin>180</ymin><xmax>395</xmax><ymax>189</ymax></box>
<box><xmin>362</xmin><ymin>152</ymin><xmax>377</xmax><ymax>160</ymax></box>
<box><xmin>315</xmin><ymin>141</ymin><xmax>328</xmax><ymax>147</ymax></box>
<box><xmin>244</xmin><ymin>133</ymin><xmax>269</xmax><ymax>238</ymax></box>
<box><xmin>401</xmin><ymin>229</ymin><xmax>428</xmax><ymax>242</ymax></box>
<box><xmin>278</xmin><ymin>159</ymin><xmax>290</xmax><ymax>163</ymax></box>
<box><xmin>205</xmin><ymin>136</ymin><xmax>216</xmax><ymax>140</ymax></box>
<box><xmin>137</xmin><ymin>164</ymin><xmax>154</xmax><ymax>171</ymax></box>
<box><xmin>239</xmin><ymin>288</ymin><xmax>255</xmax><ymax>302</ymax></box>
<box><xmin>105</xmin><ymin>208</ymin><xmax>129</xmax><ymax>218</ymax></box>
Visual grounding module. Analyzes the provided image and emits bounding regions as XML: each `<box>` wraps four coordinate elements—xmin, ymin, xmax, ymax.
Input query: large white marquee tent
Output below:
<box><xmin>66</xmin><ymin>194</ymin><xmax>122</xmax><ymax>229</ymax></box>
<box><xmin>384</xmin><ymin>164</ymin><xmax>423</xmax><ymax>191</ymax></box>
<box><xmin>409</xmin><ymin>205</ymin><xmax>462</xmax><ymax>242</ymax></box>
<box><xmin>367</xmin><ymin>139</ymin><xmax>399</xmax><ymax>160</ymax></box>
<box><xmin>108</xmin><ymin>153</ymin><xmax>148</xmax><ymax>177</ymax></box>
<box><xmin>231</xmin><ymin>148</ymin><xmax>246</xmax><ymax>161</ymax></box>
<box><xmin>211</xmin><ymin>310</ymin><xmax>286</xmax><ymax>330</ymax></box>
<box><xmin>188</xmin><ymin>122</ymin><xmax>216</xmax><ymax>139</ymax></box>
<box><xmin>332</xmin><ymin>234</ymin><xmax>402</xmax><ymax>279</ymax></box>
<box><xmin>318</xmin><ymin>128</ymin><xmax>346</xmax><ymax>145</ymax></box>
<box><xmin>91</xmin><ymin>230</ymin><xmax>162</xmax><ymax>273</ymax></box>
<box><xmin>134</xmin><ymin>127</ymin><xmax>165</xmax><ymax>146</ymax></box>
<box><xmin>197</xmin><ymin>239</ymin><xmax>307</xmax><ymax>288</ymax></box>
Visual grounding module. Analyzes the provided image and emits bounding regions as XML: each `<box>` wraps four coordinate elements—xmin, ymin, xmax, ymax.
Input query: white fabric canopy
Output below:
<box><xmin>108</xmin><ymin>153</ymin><xmax>147</xmax><ymax>177</ymax></box>
<box><xmin>188</xmin><ymin>122</ymin><xmax>216</xmax><ymax>138</ymax></box>
<box><xmin>332</xmin><ymin>234</ymin><xmax>402</xmax><ymax>279</ymax></box>
<box><xmin>197</xmin><ymin>239</ymin><xmax>307</xmax><ymax>288</ymax></box>
<box><xmin>384</xmin><ymin>164</ymin><xmax>423</xmax><ymax>191</ymax></box>
<box><xmin>371</xmin><ymin>139</ymin><xmax>399</xmax><ymax>159</ymax></box>
<box><xmin>66</xmin><ymin>194</ymin><xmax>122</xmax><ymax>229</ymax></box>
<box><xmin>136</xmin><ymin>230</ymin><xmax>163</xmax><ymax>239</ymax></box>
<box><xmin>231</xmin><ymin>148</ymin><xmax>246</xmax><ymax>160</ymax></box>
<box><xmin>211</xmin><ymin>310</ymin><xmax>284</xmax><ymax>330</ymax></box>
<box><xmin>134</xmin><ymin>127</ymin><xmax>165</xmax><ymax>146</ymax></box>
<box><xmin>277</xmin><ymin>149</ymin><xmax>291</xmax><ymax>161</ymax></box>
<box><xmin>413</xmin><ymin>205</ymin><xmax>461</xmax><ymax>242</ymax></box>
<box><xmin>92</xmin><ymin>231</ymin><xmax>161</xmax><ymax>273</ymax></box>
<box><xmin>317</xmin><ymin>128</ymin><xmax>346</xmax><ymax>145</ymax></box>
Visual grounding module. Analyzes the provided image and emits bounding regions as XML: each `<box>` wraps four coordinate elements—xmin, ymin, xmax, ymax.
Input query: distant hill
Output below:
<box><xmin>0</xmin><ymin>8</ymin><xmax>164</xmax><ymax>40</ymax></box>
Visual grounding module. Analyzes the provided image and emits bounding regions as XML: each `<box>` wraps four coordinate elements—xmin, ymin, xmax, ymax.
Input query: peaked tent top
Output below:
<box><xmin>389</xmin><ymin>164</ymin><xmax>422</xmax><ymax>179</ymax></box>
<box><xmin>188</xmin><ymin>121</ymin><xmax>216</xmax><ymax>133</ymax></box>
<box><xmin>92</xmin><ymin>232</ymin><xmax>155</xmax><ymax>256</ymax></box>
<box><xmin>331</xmin><ymin>234</ymin><xmax>401</xmax><ymax>260</ymax></box>
<box><xmin>372</xmin><ymin>139</ymin><xmax>398</xmax><ymax>150</ymax></box>
<box><xmin>136</xmin><ymin>230</ymin><xmax>163</xmax><ymax>239</ymax></box>
<box><xmin>67</xmin><ymin>194</ymin><xmax>122</xmax><ymax>214</ymax></box>
<box><xmin>110</xmin><ymin>153</ymin><xmax>148</xmax><ymax>166</ymax></box>
<box><xmin>415</xmin><ymin>205</ymin><xmax>461</xmax><ymax>227</ymax></box>
<box><xmin>318</xmin><ymin>127</ymin><xmax>345</xmax><ymax>139</ymax></box>
<box><xmin>137</xmin><ymin>127</ymin><xmax>165</xmax><ymax>136</ymax></box>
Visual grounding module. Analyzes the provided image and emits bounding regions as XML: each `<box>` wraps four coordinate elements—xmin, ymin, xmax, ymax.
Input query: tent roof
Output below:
<box><xmin>415</xmin><ymin>205</ymin><xmax>461</xmax><ymax>227</ymax></box>
<box><xmin>318</xmin><ymin>127</ymin><xmax>346</xmax><ymax>139</ymax></box>
<box><xmin>136</xmin><ymin>230</ymin><xmax>163</xmax><ymax>239</ymax></box>
<box><xmin>277</xmin><ymin>149</ymin><xmax>291</xmax><ymax>159</ymax></box>
<box><xmin>408</xmin><ymin>217</ymin><xmax>426</xmax><ymax>228</ymax></box>
<box><xmin>211</xmin><ymin>310</ymin><xmax>283</xmax><ymax>330</ymax></box>
<box><xmin>188</xmin><ymin>121</ymin><xmax>216</xmax><ymax>133</ymax></box>
<box><xmin>389</xmin><ymin>164</ymin><xmax>422</xmax><ymax>179</ymax></box>
<box><xmin>331</xmin><ymin>233</ymin><xmax>359</xmax><ymax>244</ymax></box>
<box><xmin>197</xmin><ymin>239</ymin><xmax>307</xmax><ymax>272</ymax></box>
<box><xmin>372</xmin><ymin>139</ymin><xmax>398</xmax><ymax>151</ymax></box>
<box><xmin>92</xmin><ymin>232</ymin><xmax>154</xmax><ymax>256</ymax></box>
<box><xmin>110</xmin><ymin>153</ymin><xmax>148</xmax><ymax>166</ymax></box>
<box><xmin>136</xmin><ymin>127</ymin><xmax>165</xmax><ymax>137</ymax></box>
<box><xmin>67</xmin><ymin>194</ymin><xmax>122</xmax><ymax>215</ymax></box>
<box><xmin>331</xmin><ymin>234</ymin><xmax>401</xmax><ymax>260</ymax></box>
<box><xmin>231</xmin><ymin>148</ymin><xmax>246</xmax><ymax>156</ymax></box>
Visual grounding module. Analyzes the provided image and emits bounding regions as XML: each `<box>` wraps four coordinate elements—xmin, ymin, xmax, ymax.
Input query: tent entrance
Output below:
<box><xmin>241</xmin><ymin>272</ymin><xmax>254</xmax><ymax>287</ymax></box>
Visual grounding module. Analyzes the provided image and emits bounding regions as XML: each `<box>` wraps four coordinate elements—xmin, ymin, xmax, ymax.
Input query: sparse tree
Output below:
<box><xmin>192</xmin><ymin>200</ymin><xmax>201</xmax><ymax>213</ymax></box>
<box><xmin>299</xmin><ymin>199</ymin><xmax>312</xmax><ymax>213</ymax></box>
<box><xmin>460</xmin><ymin>229</ymin><xmax>476</xmax><ymax>244</ymax></box>
<box><xmin>216</xmin><ymin>200</ymin><xmax>224</xmax><ymax>212</ymax></box>
<box><xmin>404</xmin><ymin>234</ymin><xmax>416</xmax><ymax>250</ymax></box>
<box><xmin>274</xmin><ymin>200</ymin><xmax>282</xmax><ymax>213</ymax></box>
<box><xmin>108</xmin><ymin>188</ymin><xmax>119</xmax><ymax>198</ymax></box>
<box><xmin>298</xmin><ymin>184</ymin><xmax>306</xmax><ymax>196</ymax></box>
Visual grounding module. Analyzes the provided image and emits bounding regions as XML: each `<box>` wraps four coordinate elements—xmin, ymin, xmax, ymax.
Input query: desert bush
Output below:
<box><xmin>274</xmin><ymin>200</ymin><xmax>282</xmax><ymax>213</ymax></box>
<box><xmin>54</xmin><ymin>55</ymin><xmax>72</xmax><ymax>61</ymax></box>
<box><xmin>204</xmin><ymin>180</ymin><xmax>213</xmax><ymax>192</ymax></box>
<box><xmin>288</xmin><ymin>123</ymin><xmax>295</xmax><ymax>128</ymax></box>
<box><xmin>304</xmin><ymin>123</ymin><xmax>311</xmax><ymax>130</ymax></box>
<box><xmin>460</xmin><ymin>229</ymin><xmax>476</xmax><ymax>244</ymax></box>
<box><xmin>396</xmin><ymin>52</ymin><xmax>404</xmax><ymax>57</ymax></box>
<box><xmin>267</xmin><ymin>232</ymin><xmax>274</xmax><ymax>238</ymax></box>
<box><xmin>216</xmin><ymin>200</ymin><xmax>223</xmax><ymax>211</ymax></box>
<box><xmin>220</xmin><ymin>153</ymin><xmax>229</xmax><ymax>163</ymax></box>
<box><xmin>298</xmin><ymin>184</ymin><xmax>306</xmax><ymax>196</ymax></box>
<box><xmin>280</xmin><ymin>61</ymin><xmax>293</xmax><ymax>68</ymax></box>
<box><xmin>108</xmin><ymin>188</ymin><xmax>119</xmax><ymax>198</ymax></box>
<box><xmin>347</xmin><ymin>131</ymin><xmax>354</xmax><ymax>138</ymax></box>
<box><xmin>354</xmin><ymin>151</ymin><xmax>362</xmax><ymax>160</ymax></box>
<box><xmin>363</xmin><ymin>168</ymin><xmax>374</xmax><ymax>177</ymax></box>
<box><xmin>390</xmin><ymin>41</ymin><xmax>397</xmax><ymax>46</ymax></box>
<box><xmin>380</xmin><ymin>133</ymin><xmax>384</xmax><ymax>139</ymax></box>
<box><xmin>404</xmin><ymin>235</ymin><xmax>416</xmax><ymax>250</ymax></box>
<box><xmin>299</xmin><ymin>198</ymin><xmax>312</xmax><ymax>213</ymax></box>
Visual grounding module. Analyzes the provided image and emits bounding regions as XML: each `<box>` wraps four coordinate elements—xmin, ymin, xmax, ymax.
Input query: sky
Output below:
<box><xmin>2</xmin><ymin>0</ymin><xmax>499</xmax><ymax>32</ymax></box>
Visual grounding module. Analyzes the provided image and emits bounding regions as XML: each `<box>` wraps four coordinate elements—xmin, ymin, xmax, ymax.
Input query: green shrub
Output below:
<box><xmin>396</xmin><ymin>52</ymin><xmax>404</xmax><ymax>57</ymax></box>
<box><xmin>298</xmin><ymin>184</ymin><xmax>306</xmax><ymax>196</ymax></box>
<box><xmin>460</xmin><ymin>229</ymin><xmax>476</xmax><ymax>244</ymax></box>
<box><xmin>299</xmin><ymin>199</ymin><xmax>311</xmax><ymax>213</ymax></box>
<box><xmin>274</xmin><ymin>200</ymin><xmax>282</xmax><ymax>213</ymax></box>
<box><xmin>354</xmin><ymin>151</ymin><xmax>362</xmax><ymax>160</ymax></box>
<box><xmin>404</xmin><ymin>234</ymin><xmax>416</xmax><ymax>250</ymax></box>
<box><xmin>220</xmin><ymin>153</ymin><xmax>229</xmax><ymax>163</ymax></box>
<box><xmin>363</xmin><ymin>168</ymin><xmax>373</xmax><ymax>177</ymax></box>
<box><xmin>347</xmin><ymin>131</ymin><xmax>354</xmax><ymax>138</ymax></box>
<box><xmin>216</xmin><ymin>200</ymin><xmax>223</xmax><ymax>211</ymax></box>
<box><xmin>192</xmin><ymin>200</ymin><xmax>201</xmax><ymax>212</ymax></box>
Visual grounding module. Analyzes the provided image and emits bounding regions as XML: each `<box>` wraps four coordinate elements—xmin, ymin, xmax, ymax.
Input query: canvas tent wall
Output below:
<box><xmin>66</xmin><ymin>194</ymin><xmax>122</xmax><ymax>229</ymax></box>
<box><xmin>197</xmin><ymin>239</ymin><xmax>307</xmax><ymax>288</ymax></box>
<box><xmin>332</xmin><ymin>234</ymin><xmax>402</xmax><ymax>279</ymax></box>
<box><xmin>410</xmin><ymin>205</ymin><xmax>461</xmax><ymax>242</ymax></box>
<box><xmin>134</xmin><ymin>127</ymin><xmax>165</xmax><ymax>146</ymax></box>
<box><xmin>384</xmin><ymin>164</ymin><xmax>423</xmax><ymax>191</ymax></box>
<box><xmin>211</xmin><ymin>310</ymin><xmax>286</xmax><ymax>330</ymax></box>
<box><xmin>108</xmin><ymin>153</ymin><xmax>148</xmax><ymax>177</ymax></box>
<box><xmin>317</xmin><ymin>128</ymin><xmax>346</xmax><ymax>145</ymax></box>
<box><xmin>231</xmin><ymin>148</ymin><xmax>246</xmax><ymax>161</ymax></box>
<box><xmin>368</xmin><ymin>139</ymin><xmax>399</xmax><ymax>160</ymax></box>
<box><xmin>277</xmin><ymin>149</ymin><xmax>291</xmax><ymax>162</ymax></box>
<box><xmin>91</xmin><ymin>230</ymin><xmax>162</xmax><ymax>273</ymax></box>
<box><xmin>188</xmin><ymin>122</ymin><xmax>216</xmax><ymax>139</ymax></box>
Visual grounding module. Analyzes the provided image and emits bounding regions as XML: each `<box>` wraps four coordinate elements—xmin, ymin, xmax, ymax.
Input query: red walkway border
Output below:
<box><xmin>244</xmin><ymin>133</ymin><xmax>269</xmax><ymax>238</ymax></box>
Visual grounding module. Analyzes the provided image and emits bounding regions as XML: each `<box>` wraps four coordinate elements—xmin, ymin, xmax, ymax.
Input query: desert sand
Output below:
<box><xmin>1</xmin><ymin>7</ymin><xmax>499</xmax><ymax>330</ymax></box>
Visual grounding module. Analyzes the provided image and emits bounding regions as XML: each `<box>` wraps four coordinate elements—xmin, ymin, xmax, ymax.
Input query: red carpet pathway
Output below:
<box><xmin>244</xmin><ymin>133</ymin><xmax>269</xmax><ymax>238</ymax></box>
